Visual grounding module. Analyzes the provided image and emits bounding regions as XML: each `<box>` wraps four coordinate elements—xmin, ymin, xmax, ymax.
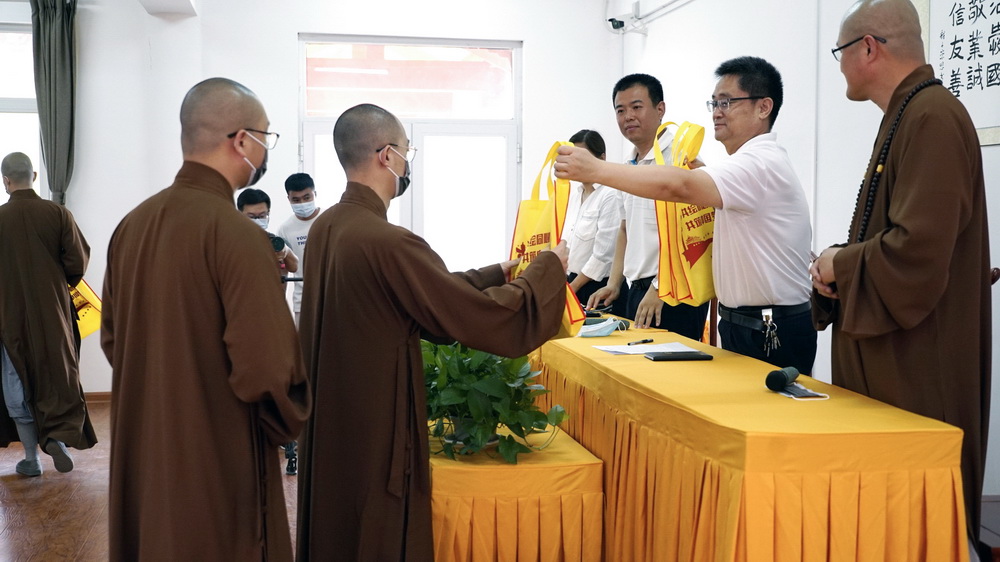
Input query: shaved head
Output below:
<box><xmin>333</xmin><ymin>103</ymin><xmax>404</xmax><ymax>173</ymax></box>
<box><xmin>841</xmin><ymin>0</ymin><xmax>925</xmax><ymax>63</ymax></box>
<box><xmin>180</xmin><ymin>77</ymin><xmax>266</xmax><ymax>156</ymax></box>
<box><xmin>1</xmin><ymin>152</ymin><xmax>34</xmax><ymax>186</ymax></box>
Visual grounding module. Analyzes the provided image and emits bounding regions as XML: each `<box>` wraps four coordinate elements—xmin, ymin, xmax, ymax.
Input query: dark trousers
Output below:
<box><xmin>626</xmin><ymin>276</ymin><xmax>708</xmax><ymax>341</ymax></box>
<box><xmin>718</xmin><ymin>303</ymin><xmax>817</xmax><ymax>375</ymax></box>
<box><xmin>567</xmin><ymin>273</ymin><xmax>628</xmax><ymax>318</ymax></box>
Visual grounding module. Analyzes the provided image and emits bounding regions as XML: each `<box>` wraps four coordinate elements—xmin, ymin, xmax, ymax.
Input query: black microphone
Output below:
<box><xmin>765</xmin><ymin>366</ymin><xmax>800</xmax><ymax>391</ymax></box>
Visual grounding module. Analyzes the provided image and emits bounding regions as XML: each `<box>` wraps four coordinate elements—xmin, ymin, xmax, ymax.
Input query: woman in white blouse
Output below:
<box><xmin>566</xmin><ymin>129</ymin><xmax>628</xmax><ymax>316</ymax></box>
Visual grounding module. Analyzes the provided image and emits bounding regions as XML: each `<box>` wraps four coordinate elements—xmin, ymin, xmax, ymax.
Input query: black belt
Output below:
<box><xmin>718</xmin><ymin>302</ymin><xmax>811</xmax><ymax>332</ymax></box>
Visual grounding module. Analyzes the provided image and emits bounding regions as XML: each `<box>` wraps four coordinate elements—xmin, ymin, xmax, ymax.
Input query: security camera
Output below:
<box><xmin>608</xmin><ymin>18</ymin><xmax>625</xmax><ymax>30</ymax></box>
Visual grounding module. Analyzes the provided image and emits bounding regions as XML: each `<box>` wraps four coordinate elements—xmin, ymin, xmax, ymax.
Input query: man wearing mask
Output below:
<box><xmin>237</xmin><ymin>187</ymin><xmax>299</xmax><ymax>277</ymax></box>
<box><xmin>277</xmin><ymin>173</ymin><xmax>320</xmax><ymax>327</ymax></box>
<box><xmin>102</xmin><ymin>77</ymin><xmax>311</xmax><ymax>562</ymax></box>
<box><xmin>295</xmin><ymin>103</ymin><xmax>569</xmax><ymax>560</ymax></box>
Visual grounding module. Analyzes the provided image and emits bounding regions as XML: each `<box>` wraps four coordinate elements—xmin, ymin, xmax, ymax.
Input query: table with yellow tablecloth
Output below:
<box><xmin>430</xmin><ymin>428</ymin><xmax>604</xmax><ymax>562</ymax></box>
<box><xmin>533</xmin><ymin>329</ymin><xmax>968</xmax><ymax>562</ymax></box>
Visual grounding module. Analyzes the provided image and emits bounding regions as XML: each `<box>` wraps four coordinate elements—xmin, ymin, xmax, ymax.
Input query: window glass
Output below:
<box><xmin>0</xmin><ymin>112</ymin><xmax>41</xmax><ymax>193</ymax></box>
<box><xmin>305</xmin><ymin>42</ymin><xmax>514</xmax><ymax>120</ymax></box>
<box><xmin>420</xmin><ymin>134</ymin><xmax>508</xmax><ymax>271</ymax></box>
<box><xmin>0</xmin><ymin>31</ymin><xmax>34</xmax><ymax>98</ymax></box>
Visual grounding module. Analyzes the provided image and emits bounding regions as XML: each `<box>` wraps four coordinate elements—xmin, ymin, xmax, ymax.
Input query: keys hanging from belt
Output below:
<box><xmin>763</xmin><ymin>308</ymin><xmax>781</xmax><ymax>356</ymax></box>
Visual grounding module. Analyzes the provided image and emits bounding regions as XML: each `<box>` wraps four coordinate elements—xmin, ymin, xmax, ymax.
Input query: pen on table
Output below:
<box><xmin>627</xmin><ymin>338</ymin><xmax>653</xmax><ymax>346</ymax></box>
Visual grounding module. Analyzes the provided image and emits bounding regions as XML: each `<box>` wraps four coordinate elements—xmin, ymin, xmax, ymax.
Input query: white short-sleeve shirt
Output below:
<box><xmin>621</xmin><ymin>135</ymin><xmax>673</xmax><ymax>282</ymax></box>
<box><xmin>700</xmin><ymin>132</ymin><xmax>812</xmax><ymax>307</ymax></box>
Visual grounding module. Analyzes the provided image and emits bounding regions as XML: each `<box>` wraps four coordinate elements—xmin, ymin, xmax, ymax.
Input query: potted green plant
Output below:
<box><xmin>422</xmin><ymin>340</ymin><xmax>567</xmax><ymax>464</ymax></box>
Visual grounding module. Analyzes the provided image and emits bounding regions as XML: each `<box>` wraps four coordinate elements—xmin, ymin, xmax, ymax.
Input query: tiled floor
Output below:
<box><xmin>0</xmin><ymin>400</ymin><xmax>299</xmax><ymax>561</ymax></box>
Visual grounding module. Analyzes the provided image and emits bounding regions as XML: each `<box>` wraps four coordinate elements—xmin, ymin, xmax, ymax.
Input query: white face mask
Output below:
<box><xmin>251</xmin><ymin>217</ymin><xmax>269</xmax><ymax>230</ymax></box>
<box><xmin>577</xmin><ymin>318</ymin><xmax>626</xmax><ymax>338</ymax></box>
<box><xmin>291</xmin><ymin>200</ymin><xmax>316</xmax><ymax>218</ymax></box>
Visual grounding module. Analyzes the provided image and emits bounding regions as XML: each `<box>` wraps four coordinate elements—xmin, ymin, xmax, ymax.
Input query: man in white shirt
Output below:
<box><xmin>276</xmin><ymin>173</ymin><xmax>321</xmax><ymax>327</ymax></box>
<box><xmin>587</xmin><ymin>74</ymin><xmax>709</xmax><ymax>340</ymax></box>
<box><xmin>556</xmin><ymin>59</ymin><xmax>816</xmax><ymax>374</ymax></box>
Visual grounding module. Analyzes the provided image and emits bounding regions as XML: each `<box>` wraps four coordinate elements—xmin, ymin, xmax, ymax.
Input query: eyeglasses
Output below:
<box><xmin>831</xmin><ymin>35</ymin><xmax>887</xmax><ymax>61</ymax></box>
<box><xmin>244</xmin><ymin>211</ymin><xmax>269</xmax><ymax>220</ymax></box>
<box><xmin>227</xmin><ymin>128</ymin><xmax>280</xmax><ymax>150</ymax></box>
<box><xmin>705</xmin><ymin>97</ymin><xmax>764</xmax><ymax>112</ymax></box>
<box><xmin>375</xmin><ymin>143</ymin><xmax>418</xmax><ymax>162</ymax></box>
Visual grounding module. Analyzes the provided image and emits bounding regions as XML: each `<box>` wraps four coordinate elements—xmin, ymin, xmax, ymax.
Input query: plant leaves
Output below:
<box><xmin>471</xmin><ymin>377</ymin><xmax>509</xmax><ymax>399</ymax></box>
<box><xmin>546</xmin><ymin>404</ymin><xmax>568</xmax><ymax>426</ymax></box>
<box><xmin>497</xmin><ymin>435</ymin><xmax>532</xmax><ymax>464</ymax></box>
<box><xmin>438</xmin><ymin>386</ymin><xmax>466</xmax><ymax>406</ymax></box>
<box><xmin>466</xmin><ymin>389</ymin><xmax>491</xmax><ymax>421</ymax></box>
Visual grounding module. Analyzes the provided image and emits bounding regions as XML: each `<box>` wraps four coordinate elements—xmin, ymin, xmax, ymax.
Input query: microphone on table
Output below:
<box><xmin>765</xmin><ymin>366</ymin><xmax>800</xmax><ymax>392</ymax></box>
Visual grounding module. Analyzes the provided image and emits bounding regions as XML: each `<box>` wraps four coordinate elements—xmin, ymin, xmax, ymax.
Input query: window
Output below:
<box><xmin>300</xmin><ymin>35</ymin><xmax>522</xmax><ymax>272</ymax></box>
<box><xmin>0</xmin><ymin>24</ymin><xmax>41</xmax><ymax>196</ymax></box>
<box><xmin>304</xmin><ymin>41</ymin><xmax>515</xmax><ymax>120</ymax></box>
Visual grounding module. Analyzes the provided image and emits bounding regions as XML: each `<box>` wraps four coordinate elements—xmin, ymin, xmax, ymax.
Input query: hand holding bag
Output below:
<box><xmin>509</xmin><ymin>141</ymin><xmax>586</xmax><ymax>337</ymax></box>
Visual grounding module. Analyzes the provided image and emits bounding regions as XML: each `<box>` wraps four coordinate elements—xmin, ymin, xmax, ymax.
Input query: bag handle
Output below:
<box><xmin>526</xmin><ymin>141</ymin><xmax>573</xmax><ymax>242</ymax></box>
<box><xmin>653</xmin><ymin>121</ymin><xmax>704</xmax><ymax>169</ymax></box>
<box><xmin>529</xmin><ymin>141</ymin><xmax>570</xmax><ymax>201</ymax></box>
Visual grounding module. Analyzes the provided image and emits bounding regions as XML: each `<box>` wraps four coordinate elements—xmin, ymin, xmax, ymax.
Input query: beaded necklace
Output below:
<box><xmin>849</xmin><ymin>78</ymin><xmax>942</xmax><ymax>243</ymax></box>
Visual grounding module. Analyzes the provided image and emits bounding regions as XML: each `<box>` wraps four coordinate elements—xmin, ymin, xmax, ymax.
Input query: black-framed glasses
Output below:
<box><xmin>831</xmin><ymin>35</ymin><xmax>887</xmax><ymax>61</ymax></box>
<box><xmin>375</xmin><ymin>143</ymin><xmax>418</xmax><ymax>162</ymax></box>
<box><xmin>227</xmin><ymin>128</ymin><xmax>280</xmax><ymax>150</ymax></box>
<box><xmin>705</xmin><ymin>97</ymin><xmax>764</xmax><ymax>112</ymax></box>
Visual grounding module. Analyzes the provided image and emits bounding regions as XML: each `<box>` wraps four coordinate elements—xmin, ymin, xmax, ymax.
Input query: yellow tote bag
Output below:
<box><xmin>509</xmin><ymin>141</ymin><xmax>586</xmax><ymax>338</ymax></box>
<box><xmin>69</xmin><ymin>279</ymin><xmax>102</xmax><ymax>339</ymax></box>
<box><xmin>653</xmin><ymin>121</ymin><xmax>716</xmax><ymax>306</ymax></box>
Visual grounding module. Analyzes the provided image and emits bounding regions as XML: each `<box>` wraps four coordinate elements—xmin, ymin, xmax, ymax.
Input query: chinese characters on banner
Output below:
<box><xmin>930</xmin><ymin>0</ymin><xmax>1000</xmax><ymax>130</ymax></box>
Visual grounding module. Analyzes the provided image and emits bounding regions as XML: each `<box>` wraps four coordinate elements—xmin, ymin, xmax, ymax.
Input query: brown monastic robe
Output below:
<box><xmin>296</xmin><ymin>182</ymin><xmax>567</xmax><ymax>561</ymax></box>
<box><xmin>813</xmin><ymin>65</ymin><xmax>990</xmax><ymax>538</ymax></box>
<box><xmin>0</xmin><ymin>189</ymin><xmax>96</xmax><ymax>449</ymax></box>
<box><xmin>101</xmin><ymin>162</ymin><xmax>312</xmax><ymax>562</ymax></box>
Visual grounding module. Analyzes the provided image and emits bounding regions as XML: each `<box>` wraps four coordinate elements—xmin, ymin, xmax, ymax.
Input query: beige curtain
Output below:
<box><xmin>30</xmin><ymin>0</ymin><xmax>77</xmax><ymax>206</ymax></box>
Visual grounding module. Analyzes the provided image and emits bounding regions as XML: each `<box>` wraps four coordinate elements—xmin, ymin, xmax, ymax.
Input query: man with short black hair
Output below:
<box><xmin>584</xmin><ymin>73</ymin><xmax>710</xmax><ymax>339</ymax></box>
<box><xmin>276</xmin><ymin>173</ymin><xmax>320</xmax><ymax>326</ymax></box>
<box><xmin>556</xmin><ymin>59</ymin><xmax>816</xmax><ymax>375</ymax></box>
<box><xmin>237</xmin><ymin>187</ymin><xmax>299</xmax><ymax>276</ymax></box>
<box><xmin>0</xmin><ymin>151</ymin><xmax>95</xmax><ymax>477</ymax></box>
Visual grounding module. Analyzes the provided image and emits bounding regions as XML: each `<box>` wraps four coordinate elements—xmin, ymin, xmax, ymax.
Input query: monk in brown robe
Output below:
<box><xmin>812</xmin><ymin>0</ymin><xmax>990</xmax><ymax>555</ymax></box>
<box><xmin>0</xmin><ymin>151</ymin><xmax>95</xmax><ymax>477</ymax></box>
<box><xmin>102</xmin><ymin>78</ymin><xmax>311</xmax><ymax>562</ymax></box>
<box><xmin>295</xmin><ymin>103</ymin><xmax>569</xmax><ymax>560</ymax></box>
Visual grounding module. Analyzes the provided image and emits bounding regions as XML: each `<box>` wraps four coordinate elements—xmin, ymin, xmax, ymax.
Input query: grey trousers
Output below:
<box><xmin>1</xmin><ymin>343</ymin><xmax>33</xmax><ymax>424</ymax></box>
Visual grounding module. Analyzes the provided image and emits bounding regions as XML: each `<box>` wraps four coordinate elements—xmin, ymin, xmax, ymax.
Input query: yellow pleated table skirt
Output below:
<box><xmin>430</xmin><ymin>429</ymin><xmax>604</xmax><ymax>562</ymax></box>
<box><xmin>533</xmin><ymin>329</ymin><xmax>968</xmax><ymax>562</ymax></box>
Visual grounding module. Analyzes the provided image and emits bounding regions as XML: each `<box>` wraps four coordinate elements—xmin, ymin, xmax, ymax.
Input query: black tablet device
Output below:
<box><xmin>644</xmin><ymin>351</ymin><xmax>713</xmax><ymax>361</ymax></box>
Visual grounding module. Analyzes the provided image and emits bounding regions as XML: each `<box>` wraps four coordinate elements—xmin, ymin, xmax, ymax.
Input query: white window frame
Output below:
<box><xmin>0</xmin><ymin>23</ymin><xmax>44</xmax><ymax>198</ymax></box>
<box><xmin>298</xmin><ymin>34</ymin><xmax>523</xmax><ymax>245</ymax></box>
